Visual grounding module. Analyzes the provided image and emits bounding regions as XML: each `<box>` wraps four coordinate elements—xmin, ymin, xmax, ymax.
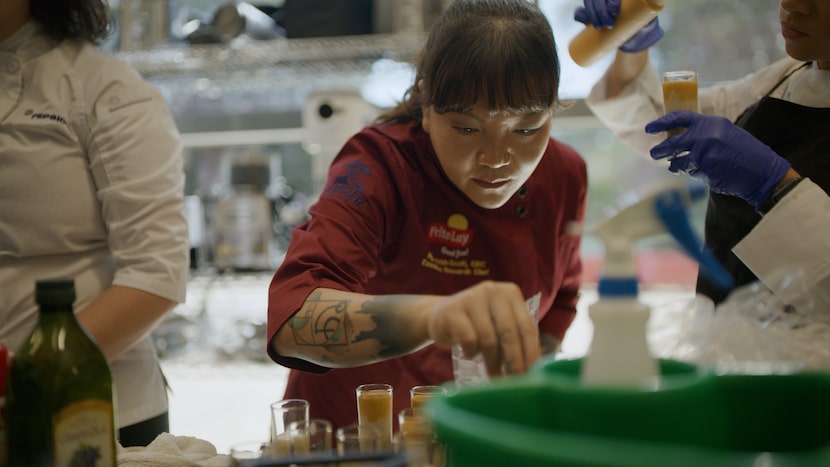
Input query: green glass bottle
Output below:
<box><xmin>6</xmin><ymin>278</ymin><xmax>116</xmax><ymax>467</ymax></box>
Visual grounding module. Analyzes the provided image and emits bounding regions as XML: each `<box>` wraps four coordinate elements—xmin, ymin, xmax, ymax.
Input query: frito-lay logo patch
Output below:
<box><xmin>427</xmin><ymin>214</ymin><xmax>472</xmax><ymax>248</ymax></box>
<box><xmin>421</xmin><ymin>214</ymin><xmax>489</xmax><ymax>276</ymax></box>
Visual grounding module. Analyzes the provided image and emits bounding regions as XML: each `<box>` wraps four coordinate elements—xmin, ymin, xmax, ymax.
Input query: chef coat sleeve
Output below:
<box><xmin>267</xmin><ymin>131</ymin><xmax>398</xmax><ymax>372</ymax></box>
<box><xmin>83</xmin><ymin>61</ymin><xmax>188</xmax><ymax>304</ymax></box>
<box><xmin>585</xmin><ymin>61</ymin><xmax>666</xmax><ymax>155</ymax></box>
<box><xmin>733</xmin><ymin>179</ymin><xmax>830</xmax><ymax>309</ymax></box>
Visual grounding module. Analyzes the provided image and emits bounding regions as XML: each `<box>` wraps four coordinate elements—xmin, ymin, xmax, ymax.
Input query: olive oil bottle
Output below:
<box><xmin>6</xmin><ymin>278</ymin><xmax>116</xmax><ymax>467</ymax></box>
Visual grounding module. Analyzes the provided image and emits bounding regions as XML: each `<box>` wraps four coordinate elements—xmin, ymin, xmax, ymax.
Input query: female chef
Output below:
<box><xmin>0</xmin><ymin>0</ymin><xmax>188</xmax><ymax>446</ymax></box>
<box><xmin>267</xmin><ymin>0</ymin><xmax>587</xmax><ymax>429</ymax></box>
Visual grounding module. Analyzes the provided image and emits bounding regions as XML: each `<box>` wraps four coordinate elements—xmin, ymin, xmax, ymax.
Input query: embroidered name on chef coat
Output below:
<box><xmin>422</xmin><ymin>213</ymin><xmax>490</xmax><ymax>277</ymax></box>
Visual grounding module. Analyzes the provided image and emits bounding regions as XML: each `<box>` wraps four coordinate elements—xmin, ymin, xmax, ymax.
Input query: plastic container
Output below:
<box><xmin>581</xmin><ymin>294</ymin><xmax>658</xmax><ymax>387</ymax></box>
<box><xmin>427</xmin><ymin>358</ymin><xmax>830</xmax><ymax>467</ymax></box>
<box><xmin>569</xmin><ymin>0</ymin><xmax>665</xmax><ymax>67</ymax></box>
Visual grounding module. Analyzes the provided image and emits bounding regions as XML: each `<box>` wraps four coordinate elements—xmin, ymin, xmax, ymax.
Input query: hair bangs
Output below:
<box><xmin>425</xmin><ymin>18</ymin><xmax>559</xmax><ymax>116</ymax></box>
<box><xmin>376</xmin><ymin>0</ymin><xmax>561</xmax><ymax>124</ymax></box>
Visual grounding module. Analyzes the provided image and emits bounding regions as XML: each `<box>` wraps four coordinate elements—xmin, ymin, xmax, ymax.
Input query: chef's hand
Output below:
<box><xmin>427</xmin><ymin>281</ymin><xmax>540</xmax><ymax>376</ymax></box>
<box><xmin>574</xmin><ymin>0</ymin><xmax>664</xmax><ymax>52</ymax></box>
<box><xmin>646</xmin><ymin>111</ymin><xmax>792</xmax><ymax>211</ymax></box>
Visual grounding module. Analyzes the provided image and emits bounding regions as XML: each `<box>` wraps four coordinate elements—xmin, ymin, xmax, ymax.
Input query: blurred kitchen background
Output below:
<box><xmin>104</xmin><ymin>0</ymin><xmax>786</xmax><ymax>452</ymax></box>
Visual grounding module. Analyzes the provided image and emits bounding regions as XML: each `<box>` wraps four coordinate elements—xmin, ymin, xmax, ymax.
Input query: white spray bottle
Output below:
<box><xmin>580</xmin><ymin>179</ymin><xmax>734</xmax><ymax>388</ymax></box>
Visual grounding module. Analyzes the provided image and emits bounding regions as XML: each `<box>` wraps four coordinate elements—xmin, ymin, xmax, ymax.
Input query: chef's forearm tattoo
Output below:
<box><xmin>287</xmin><ymin>291</ymin><xmax>422</xmax><ymax>364</ymax></box>
<box><xmin>286</xmin><ymin>290</ymin><xmax>350</xmax><ymax>355</ymax></box>
<box><xmin>355</xmin><ymin>296</ymin><xmax>425</xmax><ymax>358</ymax></box>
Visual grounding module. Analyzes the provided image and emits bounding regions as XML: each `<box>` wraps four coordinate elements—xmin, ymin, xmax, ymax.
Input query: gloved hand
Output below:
<box><xmin>574</xmin><ymin>0</ymin><xmax>664</xmax><ymax>52</ymax></box>
<box><xmin>646</xmin><ymin>111</ymin><xmax>792</xmax><ymax>211</ymax></box>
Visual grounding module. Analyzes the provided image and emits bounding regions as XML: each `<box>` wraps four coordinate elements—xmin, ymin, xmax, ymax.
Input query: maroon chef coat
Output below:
<box><xmin>267</xmin><ymin>120</ymin><xmax>587</xmax><ymax>430</ymax></box>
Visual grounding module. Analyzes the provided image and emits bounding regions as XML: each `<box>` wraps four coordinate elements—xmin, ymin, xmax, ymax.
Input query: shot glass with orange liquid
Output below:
<box><xmin>399</xmin><ymin>407</ymin><xmax>446</xmax><ymax>467</ymax></box>
<box><xmin>356</xmin><ymin>383</ymin><xmax>393</xmax><ymax>451</ymax></box>
<box><xmin>410</xmin><ymin>385</ymin><xmax>448</xmax><ymax>414</ymax></box>
<box><xmin>662</xmin><ymin>70</ymin><xmax>699</xmax><ymax>137</ymax></box>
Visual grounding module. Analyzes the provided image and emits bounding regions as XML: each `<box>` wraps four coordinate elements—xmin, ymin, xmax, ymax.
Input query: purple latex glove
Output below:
<box><xmin>646</xmin><ymin>111</ymin><xmax>791</xmax><ymax>211</ymax></box>
<box><xmin>574</xmin><ymin>0</ymin><xmax>664</xmax><ymax>52</ymax></box>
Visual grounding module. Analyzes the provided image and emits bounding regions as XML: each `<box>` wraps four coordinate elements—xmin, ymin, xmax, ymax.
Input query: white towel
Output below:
<box><xmin>118</xmin><ymin>433</ymin><xmax>234</xmax><ymax>467</ymax></box>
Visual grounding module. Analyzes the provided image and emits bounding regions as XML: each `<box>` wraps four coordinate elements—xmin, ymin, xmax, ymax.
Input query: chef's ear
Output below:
<box><xmin>419</xmin><ymin>80</ymin><xmax>431</xmax><ymax>134</ymax></box>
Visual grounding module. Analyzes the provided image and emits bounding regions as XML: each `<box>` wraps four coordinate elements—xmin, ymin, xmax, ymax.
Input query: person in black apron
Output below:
<box><xmin>646</xmin><ymin>62</ymin><xmax>830</xmax><ymax>303</ymax></box>
<box><xmin>575</xmin><ymin>0</ymin><xmax>830</xmax><ymax>304</ymax></box>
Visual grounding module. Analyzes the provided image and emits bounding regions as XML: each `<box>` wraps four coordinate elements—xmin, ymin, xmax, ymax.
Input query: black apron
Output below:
<box><xmin>697</xmin><ymin>62</ymin><xmax>830</xmax><ymax>303</ymax></box>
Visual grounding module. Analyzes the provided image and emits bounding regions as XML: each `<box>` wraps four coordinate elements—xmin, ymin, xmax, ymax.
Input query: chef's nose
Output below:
<box><xmin>477</xmin><ymin>140</ymin><xmax>511</xmax><ymax>168</ymax></box>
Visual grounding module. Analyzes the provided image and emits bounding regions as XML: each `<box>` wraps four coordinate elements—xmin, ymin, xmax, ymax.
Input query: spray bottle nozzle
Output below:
<box><xmin>592</xmin><ymin>179</ymin><xmax>734</xmax><ymax>295</ymax></box>
<box><xmin>654</xmin><ymin>188</ymin><xmax>735</xmax><ymax>291</ymax></box>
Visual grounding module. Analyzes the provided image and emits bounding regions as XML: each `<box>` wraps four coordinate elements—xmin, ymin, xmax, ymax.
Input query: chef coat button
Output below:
<box><xmin>108</xmin><ymin>96</ymin><xmax>121</xmax><ymax>106</ymax></box>
<box><xmin>517</xmin><ymin>186</ymin><xmax>528</xmax><ymax>198</ymax></box>
<box><xmin>516</xmin><ymin>205</ymin><xmax>527</xmax><ymax>218</ymax></box>
<box><xmin>6</xmin><ymin>61</ymin><xmax>19</xmax><ymax>74</ymax></box>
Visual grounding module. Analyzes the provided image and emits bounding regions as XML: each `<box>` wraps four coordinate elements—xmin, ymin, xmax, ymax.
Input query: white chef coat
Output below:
<box><xmin>586</xmin><ymin>57</ymin><xmax>830</xmax><ymax>309</ymax></box>
<box><xmin>0</xmin><ymin>21</ymin><xmax>188</xmax><ymax>428</ymax></box>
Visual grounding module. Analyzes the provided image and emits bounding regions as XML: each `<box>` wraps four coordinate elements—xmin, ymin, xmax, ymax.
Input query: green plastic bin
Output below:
<box><xmin>426</xmin><ymin>358</ymin><xmax>830</xmax><ymax>466</ymax></box>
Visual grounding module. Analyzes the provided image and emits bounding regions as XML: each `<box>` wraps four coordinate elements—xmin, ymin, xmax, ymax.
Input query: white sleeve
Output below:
<box><xmin>86</xmin><ymin>64</ymin><xmax>189</xmax><ymax>303</ymax></box>
<box><xmin>585</xmin><ymin>61</ymin><xmax>665</xmax><ymax>155</ymax></box>
<box><xmin>733</xmin><ymin>179</ymin><xmax>830</xmax><ymax>307</ymax></box>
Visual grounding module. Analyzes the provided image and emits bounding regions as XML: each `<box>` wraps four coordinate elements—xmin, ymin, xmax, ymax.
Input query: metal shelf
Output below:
<box><xmin>116</xmin><ymin>32</ymin><xmax>424</xmax><ymax>80</ymax></box>
<box><xmin>180</xmin><ymin>127</ymin><xmax>304</xmax><ymax>149</ymax></box>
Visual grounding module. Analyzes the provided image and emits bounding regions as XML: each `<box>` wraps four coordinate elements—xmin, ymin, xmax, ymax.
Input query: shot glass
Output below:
<box><xmin>288</xmin><ymin>418</ymin><xmax>333</xmax><ymax>455</ymax></box>
<box><xmin>336</xmin><ymin>423</ymin><xmax>380</xmax><ymax>455</ymax></box>
<box><xmin>229</xmin><ymin>440</ymin><xmax>270</xmax><ymax>466</ymax></box>
<box><xmin>269</xmin><ymin>399</ymin><xmax>309</xmax><ymax>455</ymax></box>
<box><xmin>410</xmin><ymin>385</ymin><xmax>448</xmax><ymax>413</ymax></box>
<box><xmin>398</xmin><ymin>408</ymin><xmax>440</xmax><ymax>467</ymax></box>
<box><xmin>662</xmin><ymin>70</ymin><xmax>699</xmax><ymax>137</ymax></box>
<box><xmin>398</xmin><ymin>408</ymin><xmax>433</xmax><ymax>443</ymax></box>
<box><xmin>356</xmin><ymin>383</ymin><xmax>393</xmax><ymax>451</ymax></box>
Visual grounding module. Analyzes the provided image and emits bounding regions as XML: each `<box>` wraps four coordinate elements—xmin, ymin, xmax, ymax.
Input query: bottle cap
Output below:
<box><xmin>35</xmin><ymin>278</ymin><xmax>76</xmax><ymax>306</ymax></box>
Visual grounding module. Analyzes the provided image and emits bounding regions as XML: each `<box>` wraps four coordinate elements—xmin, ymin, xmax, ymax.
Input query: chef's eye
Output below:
<box><xmin>453</xmin><ymin>126</ymin><xmax>478</xmax><ymax>135</ymax></box>
<box><xmin>516</xmin><ymin>128</ymin><xmax>541</xmax><ymax>136</ymax></box>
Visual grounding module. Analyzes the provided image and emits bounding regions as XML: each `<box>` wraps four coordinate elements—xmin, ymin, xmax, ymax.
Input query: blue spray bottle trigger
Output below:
<box><xmin>653</xmin><ymin>187</ymin><xmax>735</xmax><ymax>291</ymax></box>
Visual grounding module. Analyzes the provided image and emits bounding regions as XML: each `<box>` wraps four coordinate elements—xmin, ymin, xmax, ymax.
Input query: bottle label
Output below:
<box><xmin>53</xmin><ymin>399</ymin><xmax>115</xmax><ymax>467</ymax></box>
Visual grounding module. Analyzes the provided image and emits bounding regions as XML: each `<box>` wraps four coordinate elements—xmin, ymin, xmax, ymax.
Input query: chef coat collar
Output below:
<box><xmin>0</xmin><ymin>20</ymin><xmax>58</xmax><ymax>64</ymax></box>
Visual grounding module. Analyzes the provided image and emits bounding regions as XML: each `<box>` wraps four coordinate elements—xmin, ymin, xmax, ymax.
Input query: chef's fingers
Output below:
<box><xmin>486</xmin><ymin>283</ymin><xmax>536</xmax><ymax>375</ymax></box>
<box><xmin>428</xmin><ymin>296</ymin><xmax>473</xmax><ymax>348</ymax></box>
<box><xmin>427</xmin><ymin>281</ymin><xmax>537</xmax><ymax>375</ymax></box>
<box><xmin>464</xmin><ymin>283</ymin><xmax>503</xmax><ymax>373</ymax></box>
<box><xmin>513</xmin><ymin>298</ymin><xmax>541</xmax><ymax>372</ymax></box>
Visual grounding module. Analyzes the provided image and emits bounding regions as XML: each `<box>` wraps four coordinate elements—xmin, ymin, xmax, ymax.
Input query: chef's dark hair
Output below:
<box><xmin>376</xmin><ymin>0</ymin><xmax>560</xmax><ymax>124</ymax></box>
<box><xmin>30</xmin><ymin>0</ymin><xmax>110</xmax><ymax>44</ymax></box>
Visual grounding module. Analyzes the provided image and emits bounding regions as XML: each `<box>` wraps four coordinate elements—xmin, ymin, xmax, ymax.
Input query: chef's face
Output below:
<box><xmin>780</xmin><ymin>0</ymin><xmax>830</xmax><ymax>69</ymax></box>
<box><xmin>421</xmin><ymin>100</ymin><xmax>552</xmax><ymax>209</ymax></box>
